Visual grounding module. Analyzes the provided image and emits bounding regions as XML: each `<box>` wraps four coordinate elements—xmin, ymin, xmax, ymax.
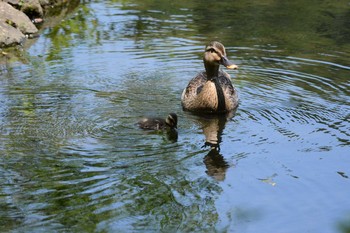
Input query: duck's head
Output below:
<box><xmin>165</xmin><ymin>113</ymin><xmax>178</xmax><ymax>129</ymax></box>
<box><xmin>203</xmin><ymin>41</ymin><xmax>238</xmax><ymax>70</ymax></box>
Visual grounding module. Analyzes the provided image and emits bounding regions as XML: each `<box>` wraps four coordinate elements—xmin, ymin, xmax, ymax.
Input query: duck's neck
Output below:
<box><xmin>204</xmin><ymin>63</ymin><xmax>226</xmax><ymax>112</ymax></box>
<box><xmin>204</xmin><ymin>63</ymin><xmax>220</xmax><ymax>80</ymax></box>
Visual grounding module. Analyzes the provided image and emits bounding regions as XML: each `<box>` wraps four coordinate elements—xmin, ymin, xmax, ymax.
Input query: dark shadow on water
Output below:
<box><xmin>338</xmin><ymin>214</ymin><xmax>350</xmax><ymax>233</ymax></box>
<box><xmin>138</xmin><ymin>127</ymin><xmax>178</xmax><ymax>143</ymax></box>
<box><xmin>165</xmin><ymin>128</ymin><xmax>178</xmax><ymax>142</ymax></box>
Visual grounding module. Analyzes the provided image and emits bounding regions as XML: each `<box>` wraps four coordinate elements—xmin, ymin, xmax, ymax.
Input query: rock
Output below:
<box><xmin>38</xmin><ymin>0</ymin><xmax>50</xmax><ymax>7</ymax></box>
<box><xmin>32</xmin><ymin>18</ymin><xmax>44</xmax><ymax>24</ymax></box>
<box><xmin>21</xmin><ymin>0</ymin><xmax>44</xmax><ymax>18</ymax></box>
<box><xmin>2</xmin><ymin>0</ymin><xmax>20</xmax><ymax>7</ymax></box>
<box><xmin>0</xmin><ymin>2</ymin><xmax>38</xmax><ymax>34</ymax></box>
<box><xmin>0</xmin><ymin>21</ymin><xmax>25</xmax><ymax>47</ymax></box>
<box><xmin>0</xmin><ymin>0</ymin><xmax>80</xmax><ymax>48</ymax></box>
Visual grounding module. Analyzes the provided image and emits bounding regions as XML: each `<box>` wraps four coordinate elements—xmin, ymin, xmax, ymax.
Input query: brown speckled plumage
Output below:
<box><xmin>181</xmin><ymin>41</ymin><xmax>239</xmax><ymax>114</ymax></box>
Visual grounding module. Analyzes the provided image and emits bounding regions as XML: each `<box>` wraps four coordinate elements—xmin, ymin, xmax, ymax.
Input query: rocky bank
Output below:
<box><xmin>0</xmin><ymin>0</ymin><xmax>79</xmax><ymax>48</ymax></box>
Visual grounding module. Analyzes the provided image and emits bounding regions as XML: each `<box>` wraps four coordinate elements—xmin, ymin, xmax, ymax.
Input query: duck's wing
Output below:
<box><xmin>218</xmin><ymin>71</ymin><xmax>236</xmax><ymax>96</ymax></box>
<box><xmin>183</xmin><ymin>71</ymin><xmax>207</xmax><ymax>96</ymax></box>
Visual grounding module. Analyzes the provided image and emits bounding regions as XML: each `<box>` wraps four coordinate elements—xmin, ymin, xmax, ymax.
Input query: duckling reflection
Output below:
<box><xmin>138</xmin><ymin>113</ymin><xmax>178</xmax><ymax>141</ymax></box>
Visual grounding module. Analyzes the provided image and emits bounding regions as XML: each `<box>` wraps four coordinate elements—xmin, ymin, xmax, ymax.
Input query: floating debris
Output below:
<box><xmin>337</xmin><ymin>171</ymin><xmax>349</xmax><ymax>179</ymax></box>
<box><xmin>258</xmin><ymin>173</ymin><xmax>278</xmax><ymax>186</ymax></box>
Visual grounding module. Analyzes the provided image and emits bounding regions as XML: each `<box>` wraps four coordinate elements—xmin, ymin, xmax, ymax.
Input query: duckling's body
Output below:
<box><xmin>181</xmin><ymin>41</ymin><xmax>239</xmax><ymax>114</ymax></box>
<box><xmin>138</xmin><ymin>113</ymin><xmax>177</xmax><ymax>131</ymax></box>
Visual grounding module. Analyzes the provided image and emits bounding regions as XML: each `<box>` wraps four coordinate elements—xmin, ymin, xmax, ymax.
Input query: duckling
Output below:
<box><xmin>138</xmin><ymin>113</ymin><xmax>178</xmax><ymax>131</ymax></box>
<box><xmin>181</xmin><ymin>41</ymin><xmax>239</xmax><ymax>114</ymax></box>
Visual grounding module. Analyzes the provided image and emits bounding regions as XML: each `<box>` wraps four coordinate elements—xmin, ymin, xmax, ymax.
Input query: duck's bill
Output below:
<box><xmin>221</xmin><ymin>56</ymin><xmax>238</xmax><ymax>69</ymax></box>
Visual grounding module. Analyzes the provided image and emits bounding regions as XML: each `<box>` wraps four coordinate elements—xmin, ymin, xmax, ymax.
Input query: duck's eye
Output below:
<box><xmin>206</xmin><ymin>48</ymin><xmax>216</xmax><ymax>53</ymax></box>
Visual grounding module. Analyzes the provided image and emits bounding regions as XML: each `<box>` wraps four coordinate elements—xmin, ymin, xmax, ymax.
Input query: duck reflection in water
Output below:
<box><xmin>204</xmin><ymin>148</ymin><xmax>229</xmax><ymax>181</ymax></box>
<box><xmin>138</xmin><ymin>113</ymin><xmax>178</xmax><ymax>142</ymax></box>
<box><xmin>193</xmin><ymin>111</ymin><xmax>235</xmax><ymax>181</ymax></box>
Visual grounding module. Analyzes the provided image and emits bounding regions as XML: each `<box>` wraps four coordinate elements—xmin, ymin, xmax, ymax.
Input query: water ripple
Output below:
<box><xmin>1</xmin><ymin>1</ymin><xmax>350</xmax><ymax>232</ymax></box>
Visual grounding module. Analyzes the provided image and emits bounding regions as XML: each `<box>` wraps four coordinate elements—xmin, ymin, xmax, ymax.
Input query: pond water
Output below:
<box><xmin>1</xmin><ymin>0</ymin><xmax>350</xmax><ymax>232</ymax></box>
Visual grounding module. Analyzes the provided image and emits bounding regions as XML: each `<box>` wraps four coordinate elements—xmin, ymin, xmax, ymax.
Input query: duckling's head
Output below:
<box><xmin>165</xmin><ymin>113</ymin><xmax>178</xmax><ymax>129</ymax></box>
<box><xmin>203</xmin><ymin>41</ymin><xmax>238</xmax><ymax>70</ymax></box>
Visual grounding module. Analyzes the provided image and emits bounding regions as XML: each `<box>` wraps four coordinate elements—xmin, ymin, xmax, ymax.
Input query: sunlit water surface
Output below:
<box><xmin>1</xmin><ymin>0</ymin><xmax>349</xmax><ymax>232</ymax></box>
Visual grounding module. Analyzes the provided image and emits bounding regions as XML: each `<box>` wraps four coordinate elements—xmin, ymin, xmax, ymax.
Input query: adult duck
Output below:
<box><xmin>181</xmin><ymin>41</ymin><xmax>239</xmax><ymax>114</ymax></box>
